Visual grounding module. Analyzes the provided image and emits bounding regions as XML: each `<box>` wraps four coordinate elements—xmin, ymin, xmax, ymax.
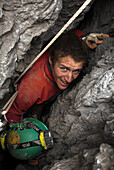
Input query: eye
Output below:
<box><xmin>73</xmin><ymin>69</ymin><xmax>81</xmax><ymax>74</ymax></box>
<box><xmin>60</xmin><ymin>66</ymin><xmax>67</xmax><ymax>71</ymax></box>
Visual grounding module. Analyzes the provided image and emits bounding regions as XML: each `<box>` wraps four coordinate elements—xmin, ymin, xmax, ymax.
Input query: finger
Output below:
<box><xmin>97</xmin><ymin>34</ymin><xmax>110</xmax><ymax>39</ymax></box>
<box><xmin>95</xmin><ymin>37</ymin><xmax>103</xmax><ymax>44</ymax></box>
<box><xmin>86</xmin><ymin>40</ymin><xmax>97</xmax><ymax>49</ymax></box>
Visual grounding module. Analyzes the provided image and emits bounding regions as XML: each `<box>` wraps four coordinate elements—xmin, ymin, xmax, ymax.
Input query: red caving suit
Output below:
<box><xmin>6</xmin><ymin>30</ymin><xmax>85</xmax><ymax>123</ymax></box>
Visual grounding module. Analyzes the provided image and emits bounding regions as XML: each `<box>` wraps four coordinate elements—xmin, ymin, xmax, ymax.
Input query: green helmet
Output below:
<box><xmin>6</xmin><ymin>118</ymin><xmax>53</xmax><ymax>160</ymax></box>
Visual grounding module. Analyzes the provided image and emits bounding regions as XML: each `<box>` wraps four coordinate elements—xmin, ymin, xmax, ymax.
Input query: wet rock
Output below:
<box><xmin>93</xmin><ymin>143</ymin><xmax>114</xmax><ymax>170</ymax></box>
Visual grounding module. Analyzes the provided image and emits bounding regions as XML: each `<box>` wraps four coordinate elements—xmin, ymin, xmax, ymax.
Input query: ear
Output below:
<box><xmin>49</xmin><ymin>55</ymin><xmax>52</xmax><ymax>65</ymax></box>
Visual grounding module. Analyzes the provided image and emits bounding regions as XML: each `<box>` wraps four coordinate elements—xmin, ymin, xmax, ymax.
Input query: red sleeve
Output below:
<box><xmin>73</xmin><ymin>29</ymin><xmax>85</xmax><ymax>38</ymax></box>
<box><xmin>6</xmin><ymin>61</ymin><xmax>43</xmax><ymax>124</ymax></box>
<box><xmin>6</xmin><ymin>81</ymin><xmax>39</xmax><ymax>124</ymax></box>
<box><xmin>6</xmin><ymin>99</ymin><xmax>24</xmax><ymax>124</ymax></box>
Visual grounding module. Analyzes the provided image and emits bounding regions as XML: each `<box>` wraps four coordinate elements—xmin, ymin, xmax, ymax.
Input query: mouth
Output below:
<box><xmin>60</xmin><ymin>79</ymin><xmax>69</xmax><ymax>87</ymax></box>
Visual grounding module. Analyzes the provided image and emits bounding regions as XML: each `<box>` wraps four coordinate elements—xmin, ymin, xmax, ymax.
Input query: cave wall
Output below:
<box><xmin>39</xmin><ymin>0</ymin><xmax>114</xmax><ymax>169</ymax></box>
<box><xmin>41</xmin><ymin>38</ymin><xmax>114</xmax><ymax>170</ymax></box>
<box><xmin>0</xmin><ymin>0</ymin><xmax>62</xmax><ymax>99</ymax></box>
<box><xmin>0</xmin><ymin>0</ymin><xmax>93</xmax><ymax>103</ymax></box>
<box><xmin>0</xmin><ymin>0</ymin><xmax>114</xmax><ymax>170</ymax></box>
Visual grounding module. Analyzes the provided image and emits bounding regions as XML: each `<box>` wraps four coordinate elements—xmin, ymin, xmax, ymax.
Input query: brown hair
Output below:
<box><xmin>49</xmin><ymin>31</ymin><xmax>88</xmax><ymax>65</ymax></box>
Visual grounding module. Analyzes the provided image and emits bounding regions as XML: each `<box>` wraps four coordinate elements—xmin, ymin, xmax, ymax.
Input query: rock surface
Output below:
<box><xmin>0</xmin><ymin>0</ymin><xmax>114</xmax><ymax>170</ymax></box>
<box><xmin>40</xmin><ymin>38</ymin><xmax>114</xmax><ymax>170</ymax></box>
<box><xmin>0</xmin><ymin>0</ymin><xmax>92</xmax><ymax>101</ymax></box>
<box><xmin>0</xmin><ymin>0</ymin><xmax>62</xmax><ymax>99</ymax></box>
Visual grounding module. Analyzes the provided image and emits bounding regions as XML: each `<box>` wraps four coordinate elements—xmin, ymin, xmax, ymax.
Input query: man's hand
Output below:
<box><xmin>84</xmin><ymin>33</ymin><xmax>109</xmax><ymax>49</ymax></box>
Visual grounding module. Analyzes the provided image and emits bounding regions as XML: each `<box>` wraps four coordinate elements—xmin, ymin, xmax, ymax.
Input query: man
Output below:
<box><xmin>5</xmin><ymin>31</ymin><xmax>88</xmax><ymax>166</ymax></box>
<box><xmin>5</xmin><ymin>30</ymin><xmax>109</xmax><ymax>166</ymax></box>
<box><xmin>6</xmin><ymin>31</ymin><xmax>88</xmax><ymax>124</ymax></box>
<box><xmin>6</xmin><ymin>30</ymin><xmax>109</xmax><ymax>124</ymax></box>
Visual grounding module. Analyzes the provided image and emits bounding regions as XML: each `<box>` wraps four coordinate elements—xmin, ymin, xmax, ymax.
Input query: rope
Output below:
<box><xmin>0</xmin><ymin>91</ymin><xmax>18</xmax><ymax>115</ymax></box>
<box><xmin>15</xmin><ymin>0</ymin><xmax>93</xmax><ymax>84</ymax></box>
<box><xmin>0</xmin><ymin>0</ymin><xmax>93</xmax><ymax>115</ymax></box>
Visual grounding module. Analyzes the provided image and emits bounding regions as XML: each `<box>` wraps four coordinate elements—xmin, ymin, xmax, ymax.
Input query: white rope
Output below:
<box><xmin>0</xmin><ymin>0</ymin><xmax>93</xmax><ymax>115</ymax></box>
<box><xmin>15</xmin><ymin>0</ymin><xmax>93</xmax><ymax>84</ymax></box>
<box><xmin>0</xmin><ymin>91</ymin><xmax>18</xmax><ymax>115</ymax></box>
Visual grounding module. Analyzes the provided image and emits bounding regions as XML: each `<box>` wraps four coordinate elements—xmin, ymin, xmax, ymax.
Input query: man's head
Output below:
<box><xmin>49</xmin><ymin>31</ymin><xmax>88</xmax><ymax>90</ymax></box>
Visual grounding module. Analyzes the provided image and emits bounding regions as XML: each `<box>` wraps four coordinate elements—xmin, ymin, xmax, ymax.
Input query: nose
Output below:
<box><xmin>65</xmin><ymin>71</ymin><xmax>73</xmax><ymax>83</ymax></box>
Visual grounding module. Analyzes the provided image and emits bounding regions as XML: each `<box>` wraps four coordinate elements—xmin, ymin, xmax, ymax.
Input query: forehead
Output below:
<box><xmin>57</xmin><ymin>56</ymin><xmax>84</xmax><ymax>69</ymax></box>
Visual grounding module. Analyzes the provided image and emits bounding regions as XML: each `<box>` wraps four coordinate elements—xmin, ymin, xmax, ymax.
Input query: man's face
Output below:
<box><xmin>49</xmin><ymin>56</ymin><xmax>84</xmax><ymax>90</ymax></box>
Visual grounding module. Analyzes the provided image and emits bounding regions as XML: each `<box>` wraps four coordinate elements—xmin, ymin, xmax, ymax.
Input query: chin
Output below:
<box><xmin>58</xmin><ymin>85</ymin><xmax>68</xmax><ymax>90</ymax></box>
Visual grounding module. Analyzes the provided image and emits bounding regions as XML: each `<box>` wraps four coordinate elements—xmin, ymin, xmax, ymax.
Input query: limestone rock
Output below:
<box><xmin>93</xmin><ymin>143</ymin><xmax>114</xmax><ymax>170</ymax></box>
<box><xmin>0</xmin><ymin>0</ymin><xmax>93</xmax><ymax>100</ymax></box>
<box><xmin>0</xmin><ymin>0</ymin><xmax>62</xmax><ymax>99</ymax></box>
<box><xmin>0</xmin><ymin>0</ymin><xmax>114</xmax><ymax>170</ymax></box>
<box><xmin>39</xmin><ymin>39</ymin><xmax>114</xmax><ymax>169</ymax></box>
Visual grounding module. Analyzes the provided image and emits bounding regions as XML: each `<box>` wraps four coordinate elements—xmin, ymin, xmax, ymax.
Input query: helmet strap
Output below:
<box><xmin>7</xmin><ymin>139</ymin><xmax>41</xmax><ymax>149</ymax></box>
<box><xmin>7</xmin><ymin>120</ymin><xmax>53</xmax><ymax>150</ymax></box>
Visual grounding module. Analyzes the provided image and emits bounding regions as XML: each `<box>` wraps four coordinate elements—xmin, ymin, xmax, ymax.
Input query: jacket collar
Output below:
<box><xmin>47</xmin><ymin>60</ymin><xmax>53</xmax><ymax>76</ymax></box>
<box><xmin>44</xmin><ymin>54</ymin><xmax>55</xmax><ymax>81</ymax></box>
